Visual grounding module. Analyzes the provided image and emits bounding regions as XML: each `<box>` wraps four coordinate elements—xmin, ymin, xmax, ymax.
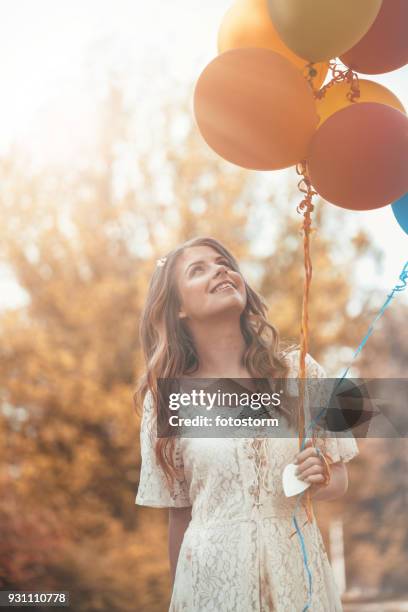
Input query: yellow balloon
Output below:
<box><xmin>218</xmin><ymin>0</ymin><xmax>328</xmax><ymax>89</ymax></box>
<box><xmin>316</xmin><ymin>79</ymin><xmax>406</xmax><ymax>127</ymax></box>
<box><xmin>267</xmin><ymin>0</ymin><xmax>383</xmax><ymax>62</ymax></box>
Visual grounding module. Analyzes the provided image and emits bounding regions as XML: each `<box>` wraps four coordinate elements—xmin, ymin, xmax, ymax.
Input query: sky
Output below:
<box><xmin>0</xmin><ymin>0</ymin><xmax>407</xmax><ymax>308</ymax></box>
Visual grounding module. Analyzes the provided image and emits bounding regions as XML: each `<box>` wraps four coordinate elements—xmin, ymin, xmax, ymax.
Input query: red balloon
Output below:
<box><xmin>341</xmin><ymin>0</ymin><xmax>408</xmax><ymax>74</ymax></box>
<box><xmin>307</xmin><ymin>103</ymin><xmax>408</xmax><ymax>211</ymax></box>
<box><xmin>193</xmin><ymin>48</ymin><xmax>318</xmax><ymax>171</ymax></box>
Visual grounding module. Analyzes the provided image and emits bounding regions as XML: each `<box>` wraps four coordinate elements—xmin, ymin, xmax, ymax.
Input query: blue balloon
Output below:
<box><xmin>392</xmin><ymin>193</ymin><xmax>408</xmax><ymax>236</ymax></box>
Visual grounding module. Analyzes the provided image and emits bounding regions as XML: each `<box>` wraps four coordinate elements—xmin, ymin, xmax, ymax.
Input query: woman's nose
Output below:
<box><xmin>214</xmin><ymin>264</ymin><xmax>229</xmax><ymax>278</ymax></box>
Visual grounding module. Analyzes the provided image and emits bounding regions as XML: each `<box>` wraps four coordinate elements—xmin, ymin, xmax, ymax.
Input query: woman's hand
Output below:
<box><xmin>294</xmin><ymin>442</ymin><xmax>349</xmax><ymax>501</ymax></box>
<box><xmin>294</xmin><ymin>443</ymin><xmax>327</xmax><ymax>496</ymax></box>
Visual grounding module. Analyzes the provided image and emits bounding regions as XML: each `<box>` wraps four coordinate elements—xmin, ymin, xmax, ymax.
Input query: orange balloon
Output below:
<box><xmin>193</xmin><ymin>48</ymin><xmax>319</xmax><ymax>171</ymax></box>
<box><xmin>307</xmin><ymin>103</ymin><xmax>408</xmax><ymax>211</ymax></box>
<box><xmin>218</xmin><ymin>0</ymin><xmax>328</xmax><ymax>89</ymax></box>
<box><xmin>316</xmin><ymin>79</ymin><xmax>406</xmax><ymax>126</ymax></box>
<box><xmin>341</xmin><ymin>0</ymin><xmax>408</xmax><ymax>75</ymax></box>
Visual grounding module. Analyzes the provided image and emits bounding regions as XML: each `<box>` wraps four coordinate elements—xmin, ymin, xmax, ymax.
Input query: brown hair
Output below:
<box><xmin>135</xmin><ymin>237</ymin><xmax>297</xmax><ymax>486</ymax></box>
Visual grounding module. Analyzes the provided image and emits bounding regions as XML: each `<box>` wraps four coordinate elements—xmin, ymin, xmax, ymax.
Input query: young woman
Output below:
<box><xmin>135</xmin><ymin>236</ymin><xmax>359</xmax><ymax>611</ymax></box>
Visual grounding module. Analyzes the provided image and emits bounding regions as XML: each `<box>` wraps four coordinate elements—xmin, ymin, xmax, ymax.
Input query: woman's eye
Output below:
<box><xmin>191</xmin><ymin>265</ymin><xmax>204</xmax><ymax>275</ymax></box>
<box><xmin>190</xmin><ymin>260</ymin><xmax>231</xmax><ymax>276</ymax></box>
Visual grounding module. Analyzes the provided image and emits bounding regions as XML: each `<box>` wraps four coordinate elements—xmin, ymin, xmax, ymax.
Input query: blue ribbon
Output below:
<box><xmin>293</xmin><ymin>260</ymin><xmax>408</xmax><ymax>611</ymax></box>
<box><xmin>292</xmin><ymin>492</ymin><xmax>313</xmax><ymax>611</ymax></box>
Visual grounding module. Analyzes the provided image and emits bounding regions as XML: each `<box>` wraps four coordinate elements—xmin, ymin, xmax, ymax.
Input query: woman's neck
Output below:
<box><xmin>187</xmin><ymin>316</ymin><xmax>249</xmax><ymax>378</ymax></box>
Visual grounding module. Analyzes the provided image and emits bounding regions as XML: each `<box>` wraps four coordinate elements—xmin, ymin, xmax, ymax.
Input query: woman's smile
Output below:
<box><xmin>210</xmin><ymin>281</ymin><xmax>236</xmax><ymax>294</ymax></box>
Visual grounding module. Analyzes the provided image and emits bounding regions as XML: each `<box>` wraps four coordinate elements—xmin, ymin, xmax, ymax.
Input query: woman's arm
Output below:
<box><xmin>295</xmin><ymin>444</ymin><xmax>349</xmax><ymax>502</ymax></box>
<box><xmin>168</xmin><ymin>506</ymin><xmax>192</xmax><ymax>587</ymax></box>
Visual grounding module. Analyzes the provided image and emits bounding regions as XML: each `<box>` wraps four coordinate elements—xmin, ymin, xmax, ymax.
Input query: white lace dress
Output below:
<box><xmin>135</xmin><ymin>352</ymin><xmax>359</xmax><ymax>611</ymax></box>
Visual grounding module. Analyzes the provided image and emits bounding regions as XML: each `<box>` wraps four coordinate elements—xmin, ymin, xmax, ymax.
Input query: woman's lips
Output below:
<box><xmin>211</xmin><ymin>282</ymin><xmax>236</xmax><ymax>293</ymax></box>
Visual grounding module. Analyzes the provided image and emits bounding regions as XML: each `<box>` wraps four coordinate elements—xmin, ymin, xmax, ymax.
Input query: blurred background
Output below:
<box><xmin>0</xmin><ymin>1</ymin><xmax>407</xmax><ymax>610</ymax></box>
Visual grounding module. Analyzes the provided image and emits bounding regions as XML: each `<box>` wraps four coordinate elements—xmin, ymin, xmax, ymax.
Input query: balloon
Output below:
<box><xmin>316</xmin><ymin>79</ymin><xmax>405</xmax><ymax>126</ymax></box>
<box><xmin>307</xmin><ymin>103</ymin><xmax>408</xmax><ymax>211</ymax></box>
<box><xmin>218</xmin><ymin>0</ymin><xmax>328</xmax><ymax>88</ymax></box>
<box><xmin>341</xmin><ymin>0</ymin><xmax>408</xmax><ymax>74</ymax></box>
<box><xmin>391</xmin><ymin>192</ymin><xmax>408</xmax><ymax>235</ymax></box>
<box><xmin>267</xmin><ymin>0</ymin><xmax>383</xmax><ymax>62</ymax></box>
<box><xmin>193</xmin><ymin>48</ymin><xmax>319</xmax><ymax>171</ymax></box>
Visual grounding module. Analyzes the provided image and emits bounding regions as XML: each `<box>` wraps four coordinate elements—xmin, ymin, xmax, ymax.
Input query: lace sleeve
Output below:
<box><xmin>135</xmin><ymin>390</ymin><xmax>192</xmax><ymax>508</ymax></box>
<box><xmin>285</xmin><ymin>350</ymin><xmax>360</xmax><ymax>464</ymax></box>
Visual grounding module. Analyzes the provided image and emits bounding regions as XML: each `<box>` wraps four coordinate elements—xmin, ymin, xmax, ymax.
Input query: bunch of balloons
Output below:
<box><xmin>193</xmin><ymin>0</ymin><xmax>408</xmax><ymax>232</ymax></box>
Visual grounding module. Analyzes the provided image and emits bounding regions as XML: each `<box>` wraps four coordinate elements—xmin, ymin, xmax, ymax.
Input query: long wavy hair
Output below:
<box><xmin>135</xmin><ymin>236</ymin><xmax>297</xmax><ymax>487</ymax></box>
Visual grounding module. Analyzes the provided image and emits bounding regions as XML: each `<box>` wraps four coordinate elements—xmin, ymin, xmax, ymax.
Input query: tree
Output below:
<box><xmin>0</xmin><ymin>77</ymin><xmax>404</xmax><ymax>609</ymax></box>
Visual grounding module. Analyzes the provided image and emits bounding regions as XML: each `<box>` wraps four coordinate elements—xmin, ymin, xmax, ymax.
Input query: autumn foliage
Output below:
<box><xmin>0</xmin><ymin>84</ymin><xmax>406</xmax><ymax>610</ymax></box>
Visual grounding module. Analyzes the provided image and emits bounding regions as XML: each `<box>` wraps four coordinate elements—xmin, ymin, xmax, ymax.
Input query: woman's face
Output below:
<box><xmin>175</xmin><ymin>246</ymin><xmax>247</xmax><ymax>323</ymax></box>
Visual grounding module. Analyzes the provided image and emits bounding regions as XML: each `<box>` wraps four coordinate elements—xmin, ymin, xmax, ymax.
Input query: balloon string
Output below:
<box><xmin>314</xmin><ymin>61</ymin><xmax>360</xmax><ymax>103</ymax></box>
<box><xmin>292</xmin><ymin>493</ymin><xmax>313</xmax><ymax>612</ymax></box>
<box><xmin>334</xmin><ymin>260</ymin><xmax>408</xmax><ymax>383</ymax></box>
<box><xmin>294</xmin><ymin>64</ymin><xmax>359</xmax><ymax>609</ymax></box>
<box><xmin>295</xmin><ymin>161</ymin><xmax>317</xmax><ymax>526</ymax></box>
